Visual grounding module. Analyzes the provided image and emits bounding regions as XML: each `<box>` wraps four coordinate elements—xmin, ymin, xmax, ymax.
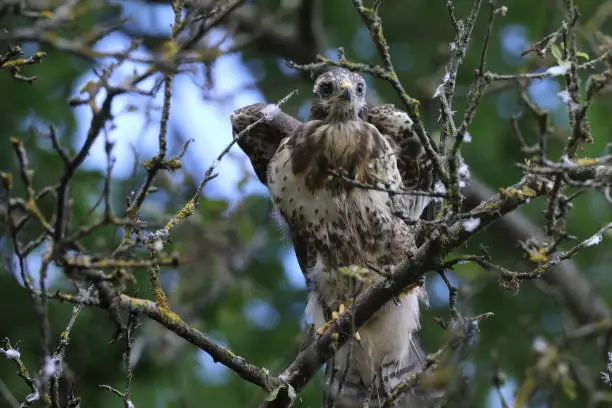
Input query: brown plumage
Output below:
<box><xmin>231</xmin><ymin>68</ymin><xmax>437</xmax><ymax>407</ymax></box>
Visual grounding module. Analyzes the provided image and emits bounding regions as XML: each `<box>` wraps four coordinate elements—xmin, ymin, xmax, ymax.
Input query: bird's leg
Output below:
<box><xmin>316</xmin><ymin>301</ymin><xmax>361</xmax><ymax>342</ymax></box>
<box><xmin>316</xmin><ymin>303</ymin><xmax>347</xmax><ymax>335</ymax></box>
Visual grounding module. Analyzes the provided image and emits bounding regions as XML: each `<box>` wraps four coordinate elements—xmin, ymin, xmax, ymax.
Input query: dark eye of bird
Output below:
<box><xmin>319</xmin><ymin>82</ymin><xmax>334</xmax><ymax>97</ymax></box>
<box><xmin>356</xmin><ymin>83</ymin><xmax>365</xmax><ymax>96</ymax></box>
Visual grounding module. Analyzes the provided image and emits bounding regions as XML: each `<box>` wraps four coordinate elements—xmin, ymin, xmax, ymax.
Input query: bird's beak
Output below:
<box><xmin>339</xmin><ymin>81</ymin><xmax>352</xmax><ymax>102</ymax></box>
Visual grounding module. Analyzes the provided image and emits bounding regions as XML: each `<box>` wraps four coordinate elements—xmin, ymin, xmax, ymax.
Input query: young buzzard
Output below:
<box><xmin>231</xmin><ymin>68</ymin><xmax>436</xmax><ymax>407</ymax></box>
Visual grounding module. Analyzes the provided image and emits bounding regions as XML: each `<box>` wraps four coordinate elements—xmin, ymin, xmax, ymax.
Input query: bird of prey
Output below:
<box><xmin>231</xmin><ymin>68</ymin><xmax>436</xmax><ymax>407</ymax></box>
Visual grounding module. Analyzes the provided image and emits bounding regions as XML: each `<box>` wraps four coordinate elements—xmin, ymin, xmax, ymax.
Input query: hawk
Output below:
<box><xmin>231</xmin><ymin>68</ymin><xmax>436</xmax><ymax>407</ymax></box>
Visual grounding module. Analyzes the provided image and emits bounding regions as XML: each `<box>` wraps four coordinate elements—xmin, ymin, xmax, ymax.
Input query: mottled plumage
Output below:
<box><xmin>230</xmin><ymin>102</ymin><xmax>301</xmax><ymax>184</ymax></box>
<box><xmin>231</xmin><ymin>68</ymin><xmax>435</xmax><ymax>407</ymax></box>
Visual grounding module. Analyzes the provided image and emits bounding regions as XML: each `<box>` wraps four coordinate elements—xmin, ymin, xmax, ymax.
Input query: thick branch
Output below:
<box><xmin>117</xmin><ymin>295</ymin><xmax>280</xmax><ymax>392</ymax></box>
<box><xmin>48</xmin><ymin>291</ymin><xmax>280</xmax><ymax>393</ymax></box>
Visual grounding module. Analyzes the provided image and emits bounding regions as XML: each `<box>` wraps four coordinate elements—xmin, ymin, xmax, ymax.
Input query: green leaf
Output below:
<box><xmin>576</xmin><ymin>51</ymin><xmax>590</xmax><ymax>61</ymax></box>
<box><xmin>264</xmin><ymin>384</ymin><xmax>296</xmax><ymax>402</ymax></box>
<box><xmin>264</xmin><ymin>387</ymin><xmax>279</xmax><ymax>402</ymax></box>
<box><xmin>561</xmin><ymin>374</ymin><xmax>577</xmax><ymax>400</ymax></box>
<box><xmin>551</xmin><ymin>44</ymin><xmax>563</xmax><ymax>62</ymax></box>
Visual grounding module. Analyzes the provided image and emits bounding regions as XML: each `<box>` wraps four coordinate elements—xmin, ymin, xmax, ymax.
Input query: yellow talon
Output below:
<box><xmin>316</xmin><ymin>303</ymin><xmax>347</xmax><ymax>335</ymax></box>
<box><xmin>315</xmin><ymin>303</ymin><xmax>361</xmax><ymax>342</ymax></box>
<box><xmin>316</xmin><ymin>324</ymin><xmax>330</xmax><ymax>336</ymax></box>
<box><xmin>316</xmin><ymin>319</ymin><xmax>334</xmax><ymax>336</ymax></box>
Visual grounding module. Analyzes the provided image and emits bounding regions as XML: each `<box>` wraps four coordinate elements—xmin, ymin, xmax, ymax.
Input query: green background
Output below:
<box><xmin>0</xmin><ymin>1</ymin><xmax>611</xmax><ymax>407</ymax></box>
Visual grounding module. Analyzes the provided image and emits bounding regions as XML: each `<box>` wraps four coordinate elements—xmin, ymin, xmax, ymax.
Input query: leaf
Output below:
<box><xmin>79</xmin><ymin>80</ymin><xmax>98</xmax><ymax>97</ymax></box>
<box><xmin>264</xmin><ymin>384</ymin><xmax>296</xmax><ymax>402</ymax></box>
<box><xmin>264</xmin><ymin>386</ymin><xmax>281</xmax><ymax>401</ymax></box>
<box><xmin>561</xmin><ymin>375</ymin><xmax>577</xmax><ymax>400</ymax></box>
<box><xmin>551</xmin><ymin>44</ymin><xmax>563</xmax><ymax>63</ymax></box>
<box><xmin>576</xmin><ymin>51</ymin><xmax>590</xmax><ymax>61</ymax></box>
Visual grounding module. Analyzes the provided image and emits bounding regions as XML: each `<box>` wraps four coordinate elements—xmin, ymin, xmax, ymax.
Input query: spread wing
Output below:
<box><xmin>367</xmin><ymin>104</ymin><xmax>437</xmax><ymax>221</ymax></box>
<box><xmin>267</xmin><ymin>124</ymin><xmax>319</xmax><ymax>288</ymax></box>
<box><xmin>231</xmin><ymin>109</ymin><xmax>317</xmax><ymax>285</ymax></box>
<box><xmin>231</xmin><ymin>102</ymin><xmax>436</xmax><ymax>192</ymax></box>
<box><xmin>230</xmin><ymin>102</ymin><xmax>300</xmax><ymax>184</ymax></box>
<box><xmin>366</xmin><ymin>104</ymin><xmax>435</xmax><ymax>192</ymax></box>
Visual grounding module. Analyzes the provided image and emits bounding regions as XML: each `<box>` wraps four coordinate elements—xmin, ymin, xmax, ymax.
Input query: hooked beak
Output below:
<box><xmin>339</xmin><ymin>81</ymin><xmax>352</xmax><ymax>102</ymax></box>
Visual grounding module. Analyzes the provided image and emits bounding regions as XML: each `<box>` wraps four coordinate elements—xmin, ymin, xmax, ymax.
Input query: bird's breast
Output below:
<box><xmin>267</xmin><ymin>125</ymin><xmax>408</xmax><ymax>270</ymax></box>
<box><xmin>287</xmin><ymin>121</ymin><xmax>387</xmax><ymax>193</ymax></box>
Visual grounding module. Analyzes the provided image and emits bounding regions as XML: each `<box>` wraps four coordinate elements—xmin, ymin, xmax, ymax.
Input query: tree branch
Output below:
<box><xmin>465</xmin><ymin>179</ymin><xmax>611</xmax><ymax>324</ymax></box>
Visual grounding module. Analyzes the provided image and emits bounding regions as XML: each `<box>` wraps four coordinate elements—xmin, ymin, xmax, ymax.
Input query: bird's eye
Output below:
<box><xmin>356</xmin><ymin>83</ymin><xmax>365</xmax><ymax>96</ymax></box>
<box><xmin>319</xmin><ymin>82</ymin><xmax>334</xmax><ymax>97</ymax></box>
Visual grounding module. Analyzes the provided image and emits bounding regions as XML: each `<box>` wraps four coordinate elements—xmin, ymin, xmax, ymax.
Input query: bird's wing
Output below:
<box><xmin>231</xmin><ymin>102</ymin><xmax>437</xmax><ymax>193</ymax></box>
<box><xmin>367</xmin><ymin>104</ymin><xmax>436</xmax><ymax>220</ymax></box>
<box><xmin>367</xmin><ymin>104</ymin><xmax>435</xmax><ymax>191</ymax></box>
<box><xmin>266</xmin><ymin>124</ymin><xmax>321</xmax><ymax>291</ymax></box>
<box><xmin>230</xmin><ymin>102</ymin><xmax>301</xmax><ymax>184</ymax></box>
<box><xmin>231</xmin><ymin>106</ymin><xmax>316</xmax><ymax>289</ymax></box>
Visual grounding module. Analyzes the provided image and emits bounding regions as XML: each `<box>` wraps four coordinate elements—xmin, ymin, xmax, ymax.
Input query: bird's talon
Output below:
<box><xmin>316</xmin><ymin>303</ymin><xmax>348</xmax><ymax>336</ymax></box>
<box><xmin>316</xmin><ymin>321</ymin><xmax>333</xmax><ymax>336</ymax></box>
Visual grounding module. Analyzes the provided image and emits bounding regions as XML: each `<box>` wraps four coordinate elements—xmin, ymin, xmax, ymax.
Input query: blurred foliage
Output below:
<box><xmin>0</xmin><ymin>0</ymin><xmax>611</xmax><ymax>407</ymax></box>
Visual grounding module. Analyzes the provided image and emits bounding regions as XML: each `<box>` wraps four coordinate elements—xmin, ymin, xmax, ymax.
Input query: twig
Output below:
<box><xmin>439</xmin><ymin>270</ymin><xmax>459</xmax><ymax>321</ymax></box>
<box><xmin>99</xmin><ymin>312</ymin><xmax>140</xmax><ymax>408</ymax></box>
<box><xmin>0</xmin><ymin>45</ymin><xmax>46</xmax><ymax>83</ymax></box>
<box><xmin>380</xmin><ymin>347</ymin><xmax>446</xmax><ymax>408</ymax></box>
<box><xmin>327</xmin><ymin>169</ymin><xmax>448</xmax><ymax>199</ymax></box>
<box><xmin>49</xmin><ymin>298</ymin><xmax>86</xmax><ymax>408</ymax></box>
<box><xmin>144</xmin><ymin>89</ymin><xmax>298</xmax><ymax>249</ymax></box>
<box><xmin>0</xmin><ymin>339</ymin><xmax>36</xmax><ymax>406</ymax></box>
<box><xmin>0</xmin><ymin>378</ymin><xmax>19</xmax><ymax>408</ymax></box>
<box><xmin>351</xmin><ymin>0</ymin><xmax>449</xmax><ymax>187</ymax></box>
<box><xmin>438</xmin><ymin>0</ymin><xmax>484</xmax><ymax>151</ymax></box>
<box><xmin>464</xmin><ymin>178</ymin><xmax>610</xmax><ymax>324</ymax></box>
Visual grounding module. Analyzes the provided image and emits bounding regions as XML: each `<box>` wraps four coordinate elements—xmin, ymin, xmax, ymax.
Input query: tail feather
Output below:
<box><xmin>323</xmin><ymin>336</ymin><xmax>433</xmax><ymax>408</ymax></box>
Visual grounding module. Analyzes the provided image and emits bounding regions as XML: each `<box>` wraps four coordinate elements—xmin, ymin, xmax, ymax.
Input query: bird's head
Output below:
<box><xmin>311</xmin><ymin>68</ymin><xmax>367</xmax><ymax>122</ymax></box>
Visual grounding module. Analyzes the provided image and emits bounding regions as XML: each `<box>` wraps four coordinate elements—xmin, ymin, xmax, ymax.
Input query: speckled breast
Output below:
<box><xmin>267</xmin><ymin>123</ymin><xmax>412</xmax><ymax>275</ymax></box>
